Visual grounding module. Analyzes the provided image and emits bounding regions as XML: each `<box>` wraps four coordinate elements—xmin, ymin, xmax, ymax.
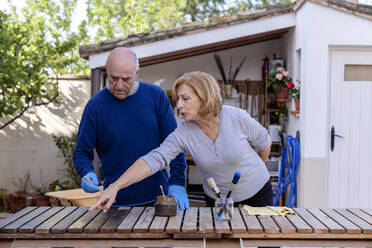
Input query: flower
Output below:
<box><xmin>275</xmin><ymin>74</ymin><xmax>283</xmax><ymax>80</ymax></box>
<box><xmin>267</xmin><ymin>67</ymin><xmax>293</xmax><ymax>91</ymax></box>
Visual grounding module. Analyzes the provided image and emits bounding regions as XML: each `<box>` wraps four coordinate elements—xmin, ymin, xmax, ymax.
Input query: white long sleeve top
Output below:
<box><xmin>142</xmin><ymin>105</ymin><xmax>271</xmax><ymax>202</ymax></box>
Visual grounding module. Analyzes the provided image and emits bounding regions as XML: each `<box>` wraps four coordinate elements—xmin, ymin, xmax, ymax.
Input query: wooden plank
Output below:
<box><xmin>199</xmin><ymin>207</ymin><xmax>214</xmax><ymax>234</ymax></box>
<box><xmin>149</xmin><ymin>216</ymin><xmax>168</xmax><ymax>233</ymax></box>
<box><xmin>362</xmin><ymin>208</ymin><xmax>372</xmax><ymax>217</ymax></box>
<box><xmin>1</xmin><ymin>207</ymin><xmax>50</xmax><ymax>233</ymax></box>
<box><xmin>307</xmin><ymin>208</ymin><xmax>344</xmax><ymax>234</ymax></box>
<box><xmin>132</xmin><ymin>207</ymin><xmax>155</xmax><ymax>233</ymax></box>
<box><xmin>67</xmin><ymin>209</ymin><xmax>100</xmax><ymax>233</ymax></box>
<box><xmin>294</xmin><ymin>208</ymin><xmax>328</xmax><ymax>234</ymax></box>
<box><xmin>181</xmin><ymin>207</ymin><xmax>198</xmax><ymax>234</ymax></box>
<box><xmin>0</xmin><ymin>207</ymin><xmax>36</xmax><ymax>229</ymax></box>
<box><xmin>165</xmin><ymin>209</ymin><xmax>184</xmax><ymax>234</ymax></box>
<box><xmin>116</xmin><ymin>207</ymin><xmax>144</xmax><ymax>233</ymax></box>
<box><xmin>349</xmin><ymin>208</ymin><xmax>372</xmax><ymax>225</ymax></box>
<box><xmin>341</xmin><ymin>209</ymin><xmax>372</xmax><ymax>233</ymax></box>
<box><xmin>286</xmin><ymin>213</ymin><xmax>313</xmax><ymax>233</ymax></box>
<box><xmin>212</xmin><ymin>207</ymin><xmax>230</xmax><ymax>234</ymax></box>
<box><xmin>257</xmin><ymin>216</ymin><xmax>279</xmax><ymax>234</ymax></box>
<box><xmin>36</xmin><ymin>207</ymin><xmax>77</xmax><ymax>234</ymax></box>
<box><xmin>51</xmin><ymin>207</ymin><xmax>88</xmax><ymax>234</ymax></box>
<box><xmin>239</xmin><ymin>207</ymin><xmax>263</xmax><ymax>234</ymax></box>
<box><xmin>230</xmin><ymin>207</ymin><xmax>246</xmax><ymax>234</ymax></box>
<box><xmin>100</xmin><ymin>207</ymin><xmax>130</xmax><ymax>233</ymax></box>
<box><xmin>321</xmin><ymin>209</ymin><xmax>361</xmax><ymax>234</ymax></box>
<box><xmin>18</xmin><ymin>207</ymin><xmax>63</xmax><ymax>233</ymax></box>
<box><xmin>84</xmin><ymin>207</ymin><xmax>116</xmax><ymax>233</ymax></box>
<box><xmin>272</xmin><ymin>216</ymin><xmax>296</xmax><ymax>234</ymax></box>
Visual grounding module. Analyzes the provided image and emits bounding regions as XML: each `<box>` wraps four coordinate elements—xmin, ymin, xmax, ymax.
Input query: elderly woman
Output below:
<box><xmin>90</xmin><ymin>71</ymin><xmax>272</xmax><ymax>211</ymax></box>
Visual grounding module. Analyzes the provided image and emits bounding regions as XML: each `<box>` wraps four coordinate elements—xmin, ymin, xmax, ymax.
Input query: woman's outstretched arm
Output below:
<box><xmin>89</xmin><ymin>158</ymin><xmax>151</xmax><ymax>212</ymax></box>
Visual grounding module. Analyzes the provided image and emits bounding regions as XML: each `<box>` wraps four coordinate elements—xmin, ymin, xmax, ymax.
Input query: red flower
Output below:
<box><xmin>287</xmin><ymin>82</ymin><xmax>294</xmax><ymax>89</ymax></box>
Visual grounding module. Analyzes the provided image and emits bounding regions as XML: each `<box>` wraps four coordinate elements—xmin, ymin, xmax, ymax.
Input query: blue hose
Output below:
<box><xmin>272</xmin><ymin>136</ymin><xmax>300</xmax><ymax>208</ymax></box>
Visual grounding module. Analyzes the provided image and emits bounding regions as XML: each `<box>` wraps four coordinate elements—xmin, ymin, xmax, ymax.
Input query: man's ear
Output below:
<box><xmin>135</xmin><ymin>68</ymin><xmax>140</xmax><ymax>79</ymax></box>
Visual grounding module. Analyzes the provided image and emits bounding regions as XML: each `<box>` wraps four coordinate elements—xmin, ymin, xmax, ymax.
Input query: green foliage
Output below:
<box><xmin>52</xmin><ymin>132</ymin><xmax>81</xmax><ymax>188</ymax></box>
<box><xmin>290</xmin><ymin>86</ymin><xmax>300</xmax><ymax>99</ymax></box>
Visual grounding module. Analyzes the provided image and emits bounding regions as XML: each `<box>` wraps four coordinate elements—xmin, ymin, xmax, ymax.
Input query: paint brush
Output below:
<box><xmin>207</xmin><ymin>177</ymin><xmax>222</xmax><ymax>199</ymax></box>
<box><xmin>160</xmin><ymin>185</ymin><xmax>166</xmax><ymax>199</ymax></box>
<box><xmin>216</xmin><ymin>172</ymin><xmax>241</xmax><ymax>221</ymax></box>
<box><xmin>83</xmin><ymin>176</ymin><xmax>103</xmax><ymax>191</ymax></box>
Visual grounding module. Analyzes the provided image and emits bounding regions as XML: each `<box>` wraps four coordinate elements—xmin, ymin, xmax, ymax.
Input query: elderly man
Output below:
<box><xmin>73</xmin><ymin>47</ymin><xmax>189</xmax><ymax>209</ymax></box>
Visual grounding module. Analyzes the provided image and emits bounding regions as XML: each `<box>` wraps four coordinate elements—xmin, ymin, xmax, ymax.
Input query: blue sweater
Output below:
<box><xmin>73</xmin><ymin>82</ymin><xmax>186</xmax><ymax>206</ymax></box>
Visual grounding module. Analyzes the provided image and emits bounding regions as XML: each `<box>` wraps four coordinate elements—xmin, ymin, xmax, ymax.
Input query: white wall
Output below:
<box><xmin>0</xmin><ymin>76</ymin><xmax>90</xmax><ymax>193</ymax></box>
<box><xmin>138</xmin><ymin>39</ymin><xmax>283</xmax><ymax>90</ymax></box>
<box><xmin>294</xmin><ymin>2</ymin><xmax>372</xmax><ymax>207</ymax></box>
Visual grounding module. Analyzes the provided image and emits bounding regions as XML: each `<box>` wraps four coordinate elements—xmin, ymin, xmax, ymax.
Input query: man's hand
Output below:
<box><xmin>168</xmin><ymin>184</ymin><xmax>189</xmax><ymax>209</ymax></box>
<box><xmin>81</xmin><ymin>172</ymin><xmax>100</xmax><ymax>193</ymax></box>
<box><xmin>89</xmin><ymin>184</ymin><xmax>118</xmax><ymax>212</ymax></box>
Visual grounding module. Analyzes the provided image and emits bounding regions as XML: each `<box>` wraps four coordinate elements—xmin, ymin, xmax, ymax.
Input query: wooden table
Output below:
<box><xmin>1</xmin><ymin>206</ymin><xmax>372</xmax><ymax>247</ymax></box>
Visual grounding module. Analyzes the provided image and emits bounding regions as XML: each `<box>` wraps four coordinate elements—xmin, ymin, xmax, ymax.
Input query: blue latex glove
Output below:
<box><xmin>81</xmin><ymin>172</ymin><xmax>100</xmax><ymax>193</ymax></box>
<box><xmin>168</xmin><ymin>184</ymin><xmax>189</xmax><ymax>210</ymax></box>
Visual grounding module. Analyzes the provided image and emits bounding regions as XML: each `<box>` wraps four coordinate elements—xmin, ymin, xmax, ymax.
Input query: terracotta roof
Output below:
<box><xmin>79</xmin><ymin>4</ymin><xmax>293</xmax><ymax>59</ymax></box>
<box><xmin>79</xmin><ymin>0</ymin><xmax>372</xmax><ymax>59</ymax></box>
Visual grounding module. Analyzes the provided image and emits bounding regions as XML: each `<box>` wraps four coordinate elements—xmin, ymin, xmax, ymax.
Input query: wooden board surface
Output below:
<box><xmin>1</xmin><ymin>206</ymin><xmax>372</xmax><ymax>241</ymax></box>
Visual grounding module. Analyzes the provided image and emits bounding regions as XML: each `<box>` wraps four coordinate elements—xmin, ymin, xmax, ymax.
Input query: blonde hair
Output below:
<box><xmin>172</xmin><ymin>71</ymin><xmax>222</xmax><ymax>119</ymax></box>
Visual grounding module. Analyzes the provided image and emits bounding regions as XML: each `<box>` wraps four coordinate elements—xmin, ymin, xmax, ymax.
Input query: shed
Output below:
<box><xmin>79</xmin><ymin>0</ymin><xmax>372</xmax><ymax>208</ymax></box>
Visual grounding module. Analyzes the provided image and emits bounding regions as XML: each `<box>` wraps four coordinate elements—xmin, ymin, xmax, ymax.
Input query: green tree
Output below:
<box><xmin>0</xmin><ymin>10</ymin><xmax>75</xmax><ymax>129</ymax></box>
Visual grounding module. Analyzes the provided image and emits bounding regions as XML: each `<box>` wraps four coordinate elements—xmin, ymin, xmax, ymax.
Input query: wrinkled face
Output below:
<box><xmin>107</xmin><ymin>71</ymin><xmax>137</xmax><ymax>100</ymax></box>
<box><xmin>176</xmin><ymin>84</ymin><xmax>202</xmax><ymax>121</ymax></box>
<box><xmin>106</xmin><ymin>53</ymin><xmax>138</xmax><ymax>100</ymax></box>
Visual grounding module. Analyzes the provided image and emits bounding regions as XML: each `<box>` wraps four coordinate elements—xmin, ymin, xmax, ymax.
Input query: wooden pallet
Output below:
<box><xmin>1</xmin><ymin>207</ymin><xmax>372</xmax><ymax>247</ymax></box>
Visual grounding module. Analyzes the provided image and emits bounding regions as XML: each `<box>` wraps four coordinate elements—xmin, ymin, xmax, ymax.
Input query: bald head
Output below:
<box><xmin>106</xmin><ymin>47</ymin><xmax>139</xmax><ymax>73</ymax></box>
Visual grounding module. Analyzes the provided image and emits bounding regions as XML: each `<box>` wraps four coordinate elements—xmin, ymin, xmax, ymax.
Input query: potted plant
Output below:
<box><xmin>0</xmin><ymin>188</ymin><xmax>7</xmax><ymax>211</ymax></box>
<box><xmin>267</xmin><ymin>67</ymin><xmax>294</xmax><ymax>102</ymax></box>
<box><xmin>32</xmin><ymin>184</ymin><xmax>50</xmax><ymax>206</ymax></box>
<box><xmin>290</xmin><ymin>86</ymin><xmax>300</xmax><ymax>111</ymax></box>
<box><xmin>8</xmin><ymin>171</ymin><xmax>32</xmax><ymax>213</ymax></box>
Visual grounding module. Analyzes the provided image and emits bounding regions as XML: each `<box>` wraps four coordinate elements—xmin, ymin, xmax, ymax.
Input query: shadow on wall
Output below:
<box><xmin>0</xmin><ymin>76</ymin><xmax>90</xmax><ymax>193</ymax></box>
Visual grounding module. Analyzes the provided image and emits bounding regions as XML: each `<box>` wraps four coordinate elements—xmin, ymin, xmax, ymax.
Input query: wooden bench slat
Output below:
<box><xmin>199</xmin><ymin>207</ymin><xmax>214</xmax><ymax>234</ymax></box>
<box><xmin>51</xmin><ymin>207</ymin><xmax>88</xmax><ymax>234</ymax></box>
<box><xmin>18</xmin><ymin>207</ymin><xmax>64</xmax><ymax>233</ymax></box>
<box><xmin>67</xmin><ymin>209</ymin><xmax>100</xmax><ymax>233</ymax></box>
<box><xmin>36</xmin><ymin>207</ymin><xmax>77</xmax><ymax>234</ymax></box>
<box><xmin>286</xmin><ymin>213</ymin><xmax>313</xmax><ymax>233</ymax></box>
<box><xmin>0</xmin><ymin>207</ymin><xmax>36</xmax><ymax>229</ymax></box>
<box><xmin>84</xmin><ymin>207</ymin><xmax>116</xmax><ymax>233</ymax></box>
<box><xmin>165</xmin><ymin>209</ymin><xmax>184</xmax><ymax>234</ymax></box>
<box><xmin>132</xmin><ymin>207</ymin><xmax>155</xmax><ymax>233</ymax></box>
<box><xmin>239</xmin><ymin>207</ymin><xmax>263</xmax><ymax>234</ymax></box>
<box><xmin>362</xmin><ymin>209</ymin><xmax>372</xmax><ymax>217</ymax></box>
<box><xmin>257</xmin><ymin>216</ymin><xmax>280</xmax><ymax>234</ymax></box>
<box><xmin>349</xmin><ymin>209</ymin><xmax>372</xmax><ymax>224</ymax></box>
<box><xmin>307</xmin><ymin>208</ymin><xmax>344</xmax><ymax>234</ymax></box>
<box><xmin>1</xmin><ymin>207</ymin><xmax>50</xmax><ymax>233</ymax></box>
<box><xmin>230</xmin><ymin>207</ymin><xmax>246</xmax><ymax>234</ymax></box>
<box><xmin>181</xmin><ymin>207</ymin><xmax>198</xmax><ymax>234</ymax></box>
<box><xmin>212</xmin><ymin>207</ymin><xmax>230</xmax><ymax>234</ymax></box>
<box><xmin>149</xmin><ymin>216</ymin><xmax>168</xmax><ymax>233</ymax></box>
<box><xmin>344</xmin><ymin>208</ymin><xmax>372</xmax><ymax>233</ymax></box>
<box><xmin>116</xmin><ymin>207</ymin><xmax>144</xmax><ymax>233</ymax></box>
<box><xmin>100</xmin><ymin>207</ymin><xmax>130</xmax><ymax>233</ymax></box>
<box><xmin>294</xmin><ymin>208</ymin><xmax>328</xmax><ymax>234</ymax></box>
<box><xmin>272</xmin><ymin>216</ymin><xmax>296</xmax><ymax>233</ymax></box>
<box><xmin>321</xmin><ymin>209</ymin><xmax>361</xmax><ymax>233</ymax></box>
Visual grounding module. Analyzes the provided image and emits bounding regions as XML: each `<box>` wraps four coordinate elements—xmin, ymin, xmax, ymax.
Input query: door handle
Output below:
<box><xmin>331</xmin><ymin>126</ymin><xmax>345</xmax><ymax>152</ymax></box>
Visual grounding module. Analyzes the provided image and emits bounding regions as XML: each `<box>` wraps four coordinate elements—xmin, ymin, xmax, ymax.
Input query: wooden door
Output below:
<box><xmin>328</xmin><ymin>49</ymin><xmax>372</xmax><ymax>208</ymax></box>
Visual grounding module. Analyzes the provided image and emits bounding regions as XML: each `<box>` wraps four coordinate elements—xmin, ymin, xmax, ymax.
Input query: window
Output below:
<box><xmin>344</xmin><ymin>64</ymin><xmax>372</xmax><ymax>81</ymax></box>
